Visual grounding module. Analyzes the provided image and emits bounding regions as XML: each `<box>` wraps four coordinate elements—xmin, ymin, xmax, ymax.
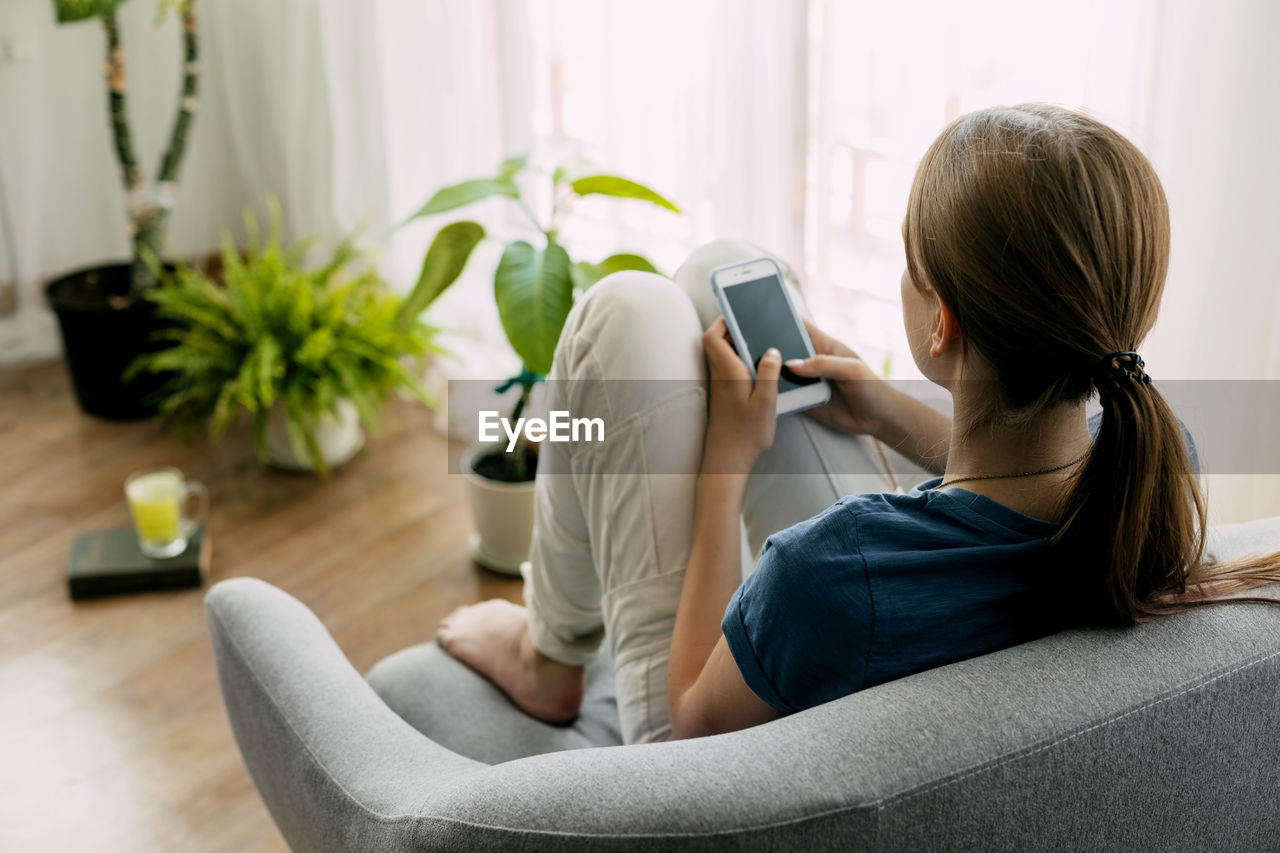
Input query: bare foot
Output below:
<box><xmin>436</xmin><ymin>599</ymin><xmax>585</xmax><ymax>725</ymax></box>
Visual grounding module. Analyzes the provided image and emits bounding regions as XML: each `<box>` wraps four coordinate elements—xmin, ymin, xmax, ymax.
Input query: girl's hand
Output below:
<box><xmin>701</xmin><ymin>318</ymin><xmax>780</xmax><ymax>473</ymax></box>
<box><xmin>784</xmin><ymin>319</ymin><xmax>890</xmax><ymax>436</ymax></box>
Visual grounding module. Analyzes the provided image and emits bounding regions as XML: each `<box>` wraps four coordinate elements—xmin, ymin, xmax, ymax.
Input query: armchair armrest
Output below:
<box><xmin>206</xmin><ymin>578</ymin><xmax>484</xmax><ymax>852</ymax></box>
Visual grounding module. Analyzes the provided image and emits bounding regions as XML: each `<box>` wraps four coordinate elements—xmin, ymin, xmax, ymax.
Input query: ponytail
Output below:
<box><xmin>904</xmin><ymin>104</ymin><xmax>1280</xmax><ymax>628</ymax></box>
<box><xmin>1056</xmin><ymin>352</ymin><xmax>1280</xmax><ymax>625</ymax></box>
<box><xmin>1053</xmin><ymin>359</ymin><xmax>1206</xmax><ymax>625</ymax></box>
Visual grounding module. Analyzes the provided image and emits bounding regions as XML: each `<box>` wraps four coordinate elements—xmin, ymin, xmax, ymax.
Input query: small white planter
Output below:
<box><xmin>265</xmin><ymin>399</ymin><xmax>365</xmax><ymax>473</ymax></box>
<box><xmin>461</xmin><ymin>443</ymin><xmax>535</xmax><ymax>576</ymax></box>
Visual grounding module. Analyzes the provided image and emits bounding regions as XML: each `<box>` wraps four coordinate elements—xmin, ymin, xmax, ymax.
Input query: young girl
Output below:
<box><xmin>436</xmin><ymin>104</ymin><xmax>1280</xmax><ymax>744</ymax></box>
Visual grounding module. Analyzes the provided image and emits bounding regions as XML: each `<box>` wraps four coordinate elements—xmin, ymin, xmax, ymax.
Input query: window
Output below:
<box><xmin>415</xmin><ymin>0</ymin><xmax>1160</xmax><ymax>381</ymax></box>
<box><xmin>802</xmin><ymin>0</ymin><xmax>1158</xmax><ymax>377</ymax></box>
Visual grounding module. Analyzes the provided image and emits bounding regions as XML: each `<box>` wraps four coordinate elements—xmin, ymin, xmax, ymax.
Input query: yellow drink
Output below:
<box><xmin>125</xmin><ymin>470</ymin><xmax>185</xmax><ymax>555</ymax></box>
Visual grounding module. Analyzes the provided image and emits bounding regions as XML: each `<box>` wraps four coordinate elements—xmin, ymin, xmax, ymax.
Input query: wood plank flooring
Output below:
<box><xmin>0</xmin><ymin>360</ymin><xmax>523</xmax><ymax>852</ymax></box>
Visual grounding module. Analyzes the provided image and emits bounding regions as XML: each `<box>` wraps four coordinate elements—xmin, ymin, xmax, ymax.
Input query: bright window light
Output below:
<box><xmin>426</xmin><ymin>0</ymin><xmax>1158</xmax><ymax>380</ymax></box>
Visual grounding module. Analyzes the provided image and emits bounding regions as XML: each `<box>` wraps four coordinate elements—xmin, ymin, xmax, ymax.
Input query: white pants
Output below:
<box><xmin>522</xmin><ymin>240</ymin><xmax>921</xmax><ymax>744</ymax></box>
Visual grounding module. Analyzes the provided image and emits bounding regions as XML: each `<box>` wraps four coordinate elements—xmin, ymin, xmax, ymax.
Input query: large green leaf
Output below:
<box><xmin>402</xmin><ymin>178</ymin><xmax>519</xmax><ymax>223</ymax></box>
<box><xmin>396</xmin><ymin>221</ymin><xmax>485</xmax><ymax>329</ymax></box>
<box><xmin>494</xmin><ymin>241</ymin><xmax>573</xmax><ymax>375</ymax></box>
<box><xmin>570</xmin><ymin>253</ymin><xmax>660</xmax><ymax>291</ymax></box>
<box><xmin>53</xmin><ymin>0</ymin><xmax>127</xmax><ymax>23</ymax></box>
<box><xmin>568</xmin><ymin>175</ymin><xmax>680</xmax><ymax>213</ymax></box>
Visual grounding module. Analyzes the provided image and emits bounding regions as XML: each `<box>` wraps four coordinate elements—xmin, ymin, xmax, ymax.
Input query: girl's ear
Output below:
<box><xmin>928</xmin><ymin>297</ymin><xmax>962</xmax><ymax>359</ymax></box>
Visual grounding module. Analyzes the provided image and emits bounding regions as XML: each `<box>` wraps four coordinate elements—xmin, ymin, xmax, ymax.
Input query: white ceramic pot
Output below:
<box><xmin>265</xmin><ymin>399</ymin><xmax>365</xmax><ymax>472</ymax></box>
<box><xmin>461</xmin><ymin>443</ymin><xmax>535</xmax><ymax>576</ymax></box>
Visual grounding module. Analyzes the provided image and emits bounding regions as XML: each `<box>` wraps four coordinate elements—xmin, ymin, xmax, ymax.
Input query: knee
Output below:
<box><xmin>575</xmin><ymin>272</ymin><xmax>696</xmax><ymax>342</ymax></box>
<box><xmin>672</xmin><ymin>241</ymin><xmax>758</xmax><ymax>312</ymax></box>
<box><xmin>676</xmin><ymin>240</ymin><xmax>761</xmax><ymax>284</ymax></box>
<box><xmin>553</xmin><ymin>272</ymin><xmax>704</xmax><ymax>381</ymax></box>
<box><xmin>585</xmin><ymin>270</ymin><xmax>687</xmax><ymax>316</ymax></box>
<box><xmin>674</xmin><ymin>240</ymin><xmax>791</xmax><ymax>328</ymax></box>
<box><xmin>674</xmin><ymin>240</ymin><xmax>808</xmax><ymax>325</ymax></box>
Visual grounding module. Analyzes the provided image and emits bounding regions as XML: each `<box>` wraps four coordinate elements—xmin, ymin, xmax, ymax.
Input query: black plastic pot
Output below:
<box><xmin>45</xmin><ymin>262</ymin><xmax>172</xmax><ymax>421</ymax></box>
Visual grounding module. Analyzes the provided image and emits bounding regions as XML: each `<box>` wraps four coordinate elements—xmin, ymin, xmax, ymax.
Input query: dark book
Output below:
<box><xmin>67</xmin><ymin>525</ymin><xmax>208</xmax><ymax>600</ymax></box>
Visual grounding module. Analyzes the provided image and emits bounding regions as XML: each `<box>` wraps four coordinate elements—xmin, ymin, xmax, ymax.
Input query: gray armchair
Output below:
<box><xmin>207</xmin><ymin>518</ymin><xmax>1280</xmax><ymax>851</ymax></box>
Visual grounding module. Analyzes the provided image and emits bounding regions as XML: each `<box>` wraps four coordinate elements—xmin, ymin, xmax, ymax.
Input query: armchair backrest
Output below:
<box><xmin>207</xmin><ymin>519</ymin><xmax>1280</xmax><ymax>851</ymax></box>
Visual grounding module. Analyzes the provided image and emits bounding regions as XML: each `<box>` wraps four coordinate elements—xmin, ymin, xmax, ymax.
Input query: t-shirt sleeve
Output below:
<box><xmin>720</xmin><ymin>508</ymin><xmax>874</xmax><ymax>713</ymax></box>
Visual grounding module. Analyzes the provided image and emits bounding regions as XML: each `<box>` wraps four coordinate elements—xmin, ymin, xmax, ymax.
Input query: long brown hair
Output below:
<box><xmin>902</xmin><ymin>103</ymin><xmax>1280</xmax><ymax>626</ymax></box>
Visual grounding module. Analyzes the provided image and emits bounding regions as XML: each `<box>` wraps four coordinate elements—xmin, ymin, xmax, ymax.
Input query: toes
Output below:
<box><xmin>437</xmin><ymin>606</ymin><xmax>468</xmax><ymax>631</ymax></box>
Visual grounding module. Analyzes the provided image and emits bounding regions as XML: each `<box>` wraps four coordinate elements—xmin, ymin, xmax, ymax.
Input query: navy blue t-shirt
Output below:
<box><xmin>721</xmin><ymin>481</ymin><xmax>1061</xmax><ymax>713</ymax></box>
<box><xmin>720</xmin><ymin>412</ymin><xmax>1200</xmax><ymax>713</ymax></box>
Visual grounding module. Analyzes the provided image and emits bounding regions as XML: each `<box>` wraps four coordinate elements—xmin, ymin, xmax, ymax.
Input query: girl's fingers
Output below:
<box><xmin>785</xmin><ymin>353</ymin><xmax>864</xmax><ymax>379</ymax></box>
<box><xmin>755</xmin><ymin>347</ymin><xmax>782</xmax><ymax>386</ymax></box>
<box><xmin>751</xmin><ymin>348</ymin><xmax>781</xmax><ymax>413</ymax></box>
<box><xmin>702</xmin><ymin>319</ymin><xmax>750</xmax><ymax>380</ymax></box>
<box><xmin>801</xmin><ymin>318</ymin><xmax>830</xmax><ymax>346</ymax></box>
<box><xmin>784</xmin><ymin>357</ymin><xmax>817</xmax><ymax>375</ymax></box>
<box><xmin>802</xmin><ymin>318</ymin><xmax>859</xmax><ymax>360</ymax></box>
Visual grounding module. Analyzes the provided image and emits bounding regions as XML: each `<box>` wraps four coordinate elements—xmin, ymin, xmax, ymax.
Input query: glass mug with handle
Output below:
<box><xmin>124</xmin><ymin>467</ymin><xmax>207</xmax><ymax>559</ymax></box>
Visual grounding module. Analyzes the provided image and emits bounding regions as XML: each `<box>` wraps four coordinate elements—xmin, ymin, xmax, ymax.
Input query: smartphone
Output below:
<box><xmin>710</xmin><ymin>258</ymin><xmax>830</xmax><ymax>416</ymax></box>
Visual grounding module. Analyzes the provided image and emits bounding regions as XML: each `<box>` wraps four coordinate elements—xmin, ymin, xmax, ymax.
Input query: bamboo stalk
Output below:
<box><xmin>103</xmin><ymin>13</ymin><xmax>143</xmax><ymax>192</ymax></box>
<box><xmin>157</xmin><ymin>1</ymin><xmax>198</xmax><ymax>185</ymax></box>
<box><xmin>127</xmin><ymin>2</ymin><xmax>199</xmax><ymax>295</ymax></box>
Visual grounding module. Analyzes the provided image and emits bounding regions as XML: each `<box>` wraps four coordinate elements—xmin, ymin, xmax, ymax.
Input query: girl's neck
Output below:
<box><xmin>941</xmin><ymin>397</ymin><xmax>1093</xmax><ymax>522</ymax></box>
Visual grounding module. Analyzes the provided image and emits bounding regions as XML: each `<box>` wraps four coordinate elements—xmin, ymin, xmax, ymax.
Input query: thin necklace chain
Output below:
<box><xmin>938</xmin><ymin>451</ymin><xmax>1089</xmax><ymax>490</ymax></box>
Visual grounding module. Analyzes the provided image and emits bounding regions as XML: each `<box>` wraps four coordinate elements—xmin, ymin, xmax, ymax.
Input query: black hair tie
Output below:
<box><xmin>1095</xmin><ymin>350</ymin><xmax>1151</xmax><ymax>399</ymax></box>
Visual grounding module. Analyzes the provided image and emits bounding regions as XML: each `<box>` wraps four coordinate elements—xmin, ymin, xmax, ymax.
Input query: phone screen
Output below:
<box><xmin>722</xmin><ymin>274</ymin><xmax>820</xmax><ymax>393</ymax></box>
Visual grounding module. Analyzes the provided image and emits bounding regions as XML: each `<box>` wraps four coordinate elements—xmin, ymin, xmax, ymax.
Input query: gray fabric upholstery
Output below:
<box><xmin>367</xmin><ymin>642</ymin><xmax>623</xmax><ymax>763</ymax></box>
<box><xmin>207</xmin><ymin>517</ymin><xmax>1280</xmax><ymax>851</ymax></box>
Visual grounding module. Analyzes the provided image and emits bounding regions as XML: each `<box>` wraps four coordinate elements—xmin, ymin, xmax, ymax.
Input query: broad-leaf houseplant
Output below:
<box><xmin>403</xmin><ymin>156</ymin><xmax>679</xmax><ymax>571</ymax></box>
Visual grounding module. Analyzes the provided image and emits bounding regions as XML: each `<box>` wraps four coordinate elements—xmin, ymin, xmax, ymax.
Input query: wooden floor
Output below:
<box><xmin>0</xmin><ymin>361</ymin><xmax>523</xmax><ymax>852</ymax></box>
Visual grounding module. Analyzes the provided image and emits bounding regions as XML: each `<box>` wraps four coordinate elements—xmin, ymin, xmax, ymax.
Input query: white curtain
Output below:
<box><xmin>372</xmin><ymin>0</ymin><xmax>519</xmax><ymax>385</ymax></box>
<box><xmin>201</xmin><ymin>0</ymin><xmax>391</xmax><ymax>244</ymax></box>
<box><xmin>1137</xmin><ymin>0</ymin><xmax>1280</xmax><ymax>521</ymax></box>
<box><xmin>1141</xmin><ymin>0</ymin><xmax>1280</xmax><ymax>383</ymax></box>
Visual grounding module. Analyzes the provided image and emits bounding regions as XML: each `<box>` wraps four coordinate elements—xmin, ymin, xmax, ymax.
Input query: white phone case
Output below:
<box><xmin>710</xmin><ymin>258</ymin><xmax>831</xmax><ymax>416</ymax></box>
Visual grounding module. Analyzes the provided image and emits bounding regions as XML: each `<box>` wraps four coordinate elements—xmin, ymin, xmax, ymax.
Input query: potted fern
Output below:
<box><xmin>403</xmin><ymin>156</ymin><xmax>679</xmax><ymax>572</ymax></box>
<box><xmin>130</xmin><ymin>201</ymin><xmax>445</xmax><ymax>475</ymax></box>
<box><xmin>44</xmin><ymin>0</ymin><xmax>200</xmax><ymax>419</ymax></box>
